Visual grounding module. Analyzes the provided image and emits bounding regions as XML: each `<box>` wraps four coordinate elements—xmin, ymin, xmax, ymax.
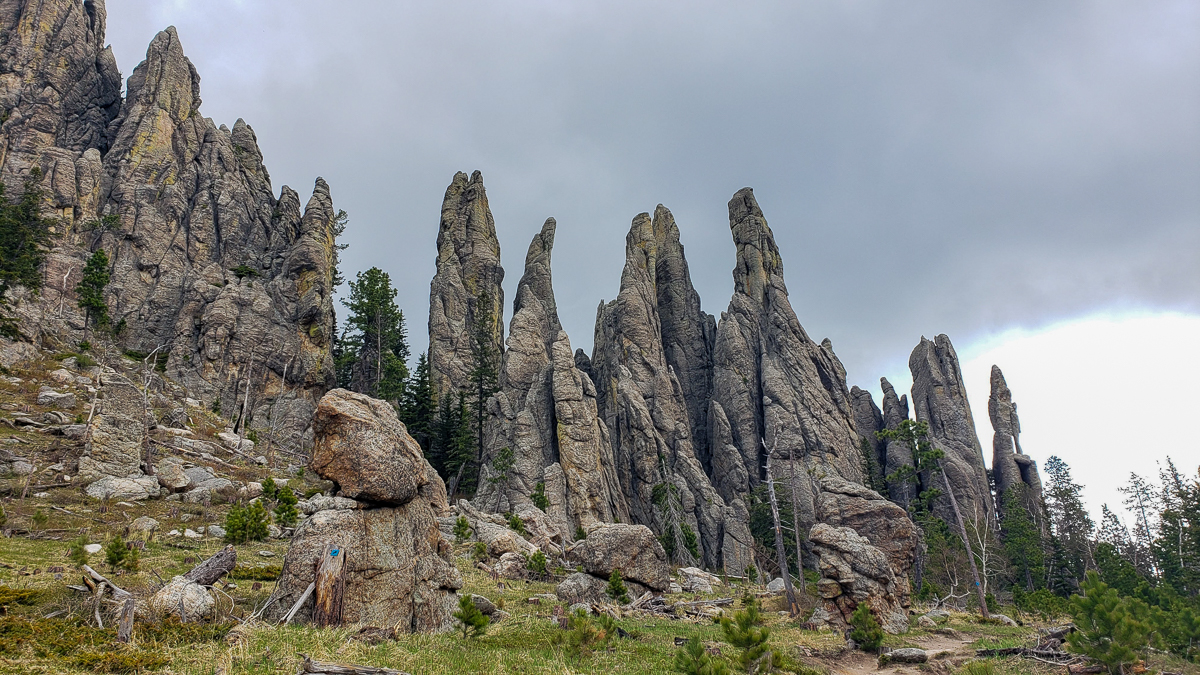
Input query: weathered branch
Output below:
<box><xmin>183</xmin><ymin>544</ymin><xmax>237</xmax><ymax>586</ymax></box>
<box><xmin>296</xmin><ymin>655</ymin><xmax>410</xmax><ymax>675</ymax></box>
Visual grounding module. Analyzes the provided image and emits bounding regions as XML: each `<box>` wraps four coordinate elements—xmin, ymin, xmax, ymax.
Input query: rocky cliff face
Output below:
<box><xmin>0</xmin><ymin>2</ymin><xmax>337</xmax><ymax>464</ymax></box>
<box><xmin>989</xmin><ymin>365</ymin><xmax>1045</xmax><ymax>518</ymax></box>
<box><xmin>590</xmin><ymin>208</ymin><xmax>752</xmax><ymax>571</ymax></box>
<box><xmin>909</xmin><ymin>335</ymin><xmax>994</xmax><ymax>527</ymax></box>
<box><xmin>428</xmin><ymin>170</ymin><xmax>505</xmax><ymax>400</ymax></box>
<box><xmin>879</xmin><ymin>378</ymin><xmax>914</xmax><ymax>508</ymax></box>
<box><xmin>475</xmin><ymin>218</ymin><xmax>627</xmax><ymax>536</ymax></box>
<box><xmin>709</xmin><ymin>188</ymin><xmax>863</xmax><ymax>529</ymax></box>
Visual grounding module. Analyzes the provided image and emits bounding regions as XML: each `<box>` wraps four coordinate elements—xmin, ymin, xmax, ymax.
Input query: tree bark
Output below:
<box><xmin>298</xmin><ymin>655</ymin><xmax>410</xmax><ymax>675</ymax></box>
<box><xmin>764</xmin><ymin>452</ymin><xmax>800</xmax><ymax>617</ymax></box>
<box><xmin>116</xmin><ymin>596</ymin><xmax>135</xmax><ymax>643</ymax></box>
<box><xmin>184</xmin><ymin>544</ymin><xmax>237</xmax><ymax>586</ymax></box>
<box><xmin>312</xmin><ymin>543</ymin><xmax>347</xmax><ymax>628</ymax></box>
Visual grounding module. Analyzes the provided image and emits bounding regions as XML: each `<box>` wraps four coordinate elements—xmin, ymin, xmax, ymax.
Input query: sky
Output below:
<box><xmin>100</xmin><ymin>1</ymin><xmax>1199</xmax><ymax>524</ymax></box>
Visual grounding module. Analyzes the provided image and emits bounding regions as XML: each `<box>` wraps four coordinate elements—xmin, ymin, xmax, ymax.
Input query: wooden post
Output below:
<box><xmin>763</xmin><ymin>448</ymin><xmax>800</xmax><ymax>617</ymax></box>
<box><xmin>940</xmin><ymin>466</ymin><xmax>990</xmax><ymax>618</ymax></box>
<box><xmin>312</xmin><ymin>544</ymin><xmax>347</xmax><ymax>627</ymax></box>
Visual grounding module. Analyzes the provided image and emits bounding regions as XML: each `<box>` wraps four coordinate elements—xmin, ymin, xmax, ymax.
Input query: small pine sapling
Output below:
<box><xmin>720</xmin><ymin>595</ymin><xmax>781</xmax><ymax>673</ymax></box>
<box><xmin>508</xmin><ymin>513</ymin><xmax>526</xmax><ymax>536</ymax></box>
<box><xmin>121</xmin><ymin>543</ymin><xmax>140</xmax><ymax>572</ymax></box>
<box><xmin>473</xmin><ymin>541</ymin><xmax>488</xmax><ymax>562</ymax></box>
<box><xmin>452</xmin><ymin>593</ymin><xmax>489</xmax><ymax>638</ymax></box>
<box><xmin>453</xmin><ymin>515</ymin><xmax>472</xmax><ymax>541</ymax></box>
<box><xmin>849</xmin><ymin>603</ymin><xmax>884</xmax><ymax>652</ymax></box>
<box><xmin>1068</xmin><ymin>572</ymin><xmax>1152</xmax><ymax>674</ymax></box>
<box><xmin>104</xmin><ymin>535</ymin><xmax>128</xmax><ymax>571</ymax></box>
<box><xmin>606</xmin><ymin>569</ymin><xmax>630</xmax><ymax>604</ymax></box>
<box><xmin>527</xmin><ymin>549</ymin><xmax>549</xmax><ymax>579</ymax></box>
<box><xmin>67</xmin><ymin>535</ymin><xmax>89</xmax><ymax>567</ymax></box>
<box><xmin>273</xmin><ymin>485</ymin><xmax>299</xmax><ymax>527</ymax></box>
<box><xmin>553</xmin><ymin>609</ymin><xmax>610</xmax><ymax>657</ymax></box>
<box><xmin>31</xmin><ymin>508</ymin><xmax>48</xmax><ymax>530</ymax></box>
<box><xmin>674</xmin><ymin>635</ymin><xmax>733</xmax><ymax>675</ymax></box>
<box><xmin>261</xmin><ymin>477</ymin><xmax>278</xmax><ymax>501</ymax></box>
<box><xmin>531</xmin><ymin>481</ymin><xmax>549</xmax><ymax>511</ymax></box>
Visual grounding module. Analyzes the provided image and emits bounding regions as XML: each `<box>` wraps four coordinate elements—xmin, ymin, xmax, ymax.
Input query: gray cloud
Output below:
<box><xmin>104</xmin><ymin>0</ymin><xmax>1200</xmax><ymax>392</ymax></box>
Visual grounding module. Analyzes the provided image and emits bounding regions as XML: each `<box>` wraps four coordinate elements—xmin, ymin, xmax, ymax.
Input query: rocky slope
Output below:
<box><xmin>0</xmin><ymin>1</ymin><xmax>337</xmax><ymax>467</ymax></box>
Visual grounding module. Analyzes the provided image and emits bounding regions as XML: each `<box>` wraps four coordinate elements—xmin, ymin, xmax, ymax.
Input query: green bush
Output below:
<box><xmin>453</xmin><ymin>516</ymin><xmax>472</xmax><ymax>541</ymax></box>
<box><xmin>508</xmin><ymin>513</ymin><xmax>526</xmax><ymax>535</ymax></box>
<box><xmin>31</xmin><ymin>508</ymin><xmax>48</xmax><ymax>530</ymax></box>
<box><xmin>228</xmin><ymin>564</ymin><xmax>281</xmax><ymax>581</ymax></box>
<box><xmin>674</xmin><ymin>635</ymin><xmax>732</xmax><ymax>675</ymax></box>
<box><xmin>720</xmin><ymin>595</ymin><xmax>781</xmax><ymax>672</ymax></box>
<box><xmin>1067</xmin><ymin>572</ymin><xmax>1152</xmax><ymax>674</ymax></box>
<box><xmin>606</xmin><ymin>569</ymin><xmax>630</xmax><ymax>604</ymax></box>
<box><xmin>224</xmin><ymin>501</ymin><xmax>270</xmax><ymax>544</ymax></box>
<box><xmin>575</xmin><ymin>525</ymin><xmax>587</xmax><ymax>541</ymax></box>
<box><xmin>472</xmin><ymin>541</ymin><xmax>488</xmax><ymax>562</ymax></box>
<box><xmin>452</xmin><ymin>593</ymin><xmax>489</xmax><ymax>638</ymax></box>
<box><xmin>553</xmin><ymin>609</ymin><xmax>611</xmax><ymax>657</ymax></box>
<box><xmin>260</xmin><ymin>477</ymin><xmax>278</xmax><ymax>501</ymax></box>
<box><xmin>527</xmin><ymin>550</ymin><xmax>548</xmax><ymax>578</ymax></box>
<box><xmin>67</xmin><ymin>535</ymin><xmax>90</xmax><ymax>567</ymax></box>
<box><xmin>103</xmin><ymin>535</ymin><xmax>137</xmax><ymax>572</ymax></box>
<box><xmin>531</xmin><ymin>482</ymin><xmax>549</xmax><ymax>511</ymax></box>
<box><xmin>273</xmin><ymin>485</ymin><xmax>299</xmax><ymax>528</ymax></box>
<box><xmin>849</xmin><ymin>603</ymin><xmax>883</xmax><ymax>652</ymax></box>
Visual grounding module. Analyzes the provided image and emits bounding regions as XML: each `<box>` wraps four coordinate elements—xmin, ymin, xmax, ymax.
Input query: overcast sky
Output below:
<box><xmin>102</xmin><ymin>1</ymin><xmax>1199</xmax><ymax>520</ymax></box>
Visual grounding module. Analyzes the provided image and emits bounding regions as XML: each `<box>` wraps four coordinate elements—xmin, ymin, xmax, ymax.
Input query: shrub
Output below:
<box><xmin>453</xmin><ymin>516</ymin><xmax>472</xmax><ymax>541</ymax></box>
<box><xmin>527</xmin><ymin>550</ymin><xmax>548</xmax><ymax>578</ymax></box>
<box><xmin>674</xmin><ymin>635</ymin><xmax>733</xmax><ymax>675</ymax></box>
<box><xmin>508</xmin><ymin>513</ymin><xmax>526</xmax><ymax>535</ymax></box>
<box><xmin>575</xmin><ymin>525</ymin><xmax>587</xmax><ymax>541</ymax></box>
<box><xmin>720</xmin><ymin>595</ymin><xmax>781</xmax><ymax>672</ymax></box>
<box><xmin>260</xmin><ymin>477</ymin><xmax>278</xmax><ymax>501</ymax></box>
<box><xmin>745</xmin><ymin>565</ymin><xmax>758</xmax><ymax>584</ymax></box>
<box><xmin>849</xmin><ymin>603</ymin><xmax>883</xmax><ymax>652</ymax></box>
<box><xmin>1067</xmin><ymin>571</ymin><xmax>1152</xmax><ymax>674</ymax></box>
<box><xmin>606</xmin><ymin>569</ymin><xmax>630</xmax><ymax>604</ymax></box>
<box><xmin>553</xmin><ymin>609</ymin><xmax>611</xmax><ymax>657</ymax></box>
<box><xmin>273</xmin><ymin>485</ymin><xmax>299</xmax><ymax>528</ymax></box>
<box><xmin>75</xmin><ymin>353</ymin><xmax>97</xmax><ymax>368</ymax></box>
<box><xmin>225</xmin><ymin>501</ymin><xmax>270</xmax><ymax>544</ymax></box>
<box><xmin>452</xmin><ymin>593</ymin><xmax>489</xmax><ymax>638</ymax></box>
<box><xmin>31</xmin><ymin>508</ymin><xmax>48</xmax><ymax>530</ymax></box>
<box><xmin>531</xmin><ymin>482</ymin><xmax>549</xmax><ymax>511</ymax></box>
<box><xmin>472</xmin><ymin>541</ymin><xmax>488</xmax><ymax>562</ymax></box>
<box><xmin>228</xmin><ymin>564</ymin><xmax>281</xmax><ymax>581</ymax></box>
<box><xmin>104</xmin><ymin>534</ymin><xmax>137</xmax><ymax>572</ymax></box>
<box><xmin>67</xmin><ymin>535</ymin><xmax>90</xmax><ymax>567</ymax></box>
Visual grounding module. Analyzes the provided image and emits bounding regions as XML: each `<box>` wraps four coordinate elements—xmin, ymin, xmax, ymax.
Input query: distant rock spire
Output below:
<box><xmin>989</xmin><ymin>365</ymin><xmax>1046</xmax><ymax>520</ymax></box>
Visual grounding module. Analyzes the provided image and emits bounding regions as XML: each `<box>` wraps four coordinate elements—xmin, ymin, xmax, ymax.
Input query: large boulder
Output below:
<box><xmin>85</xmin><ymin>475</ymin><xmax>161</xmax><ymax>501</ymax></box>
<box><xmin>815</xmin><ymin>476</ymin><xmax>918</xmax><ymax>605</ymax></box>
<box><xmin>77</xmin><ymin>374</ymin><xmax>146</xmax><ymax>484</ymax></box>
<box><xmin>148</xmin><ymin>577</ymin><xmax>214</xmax><ymax>621</ymax></box>
<box><xmin>566</xmin><ymin>523</ymin><xmax>670</xmax><ymax>591</ymax></box>
<box><xmin>265</xmin><ymin>503</ymin><xmax>462</xmax><ymax>630</ymax></box>
<box><xmin>309</xmin><ymin>389</ymin><xmax>429</xmax><ymax>504</ymax></box>
<box><xmin>809</xmin><ymin>523</ymin><xmax>908</xmax><ymax>635</ymax></box>
<box><xmin>556</xmin><ymin>572</ymin><xmax>609</xmax><ymax>605</ymax></box>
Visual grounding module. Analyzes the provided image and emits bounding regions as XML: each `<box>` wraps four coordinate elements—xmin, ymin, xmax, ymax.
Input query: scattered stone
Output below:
<box><xmin>267</xmin><ymin>524</ymin><xmax>282</xmax><ymax>539</ymax></box>
<box><xmin>148</xmin><ymin>576</ymin><xmax>214</xmax><ymax>622</ymax></box>
<box><xmin>258</xmin><ymin>550</ymin><xmax>275</xmax><ymax>557</ymax></box>
<box><xmin>470</xmin><ymin>594</ymin><xmax>496</xmax><ymax>615</ymax></box>
<box><xmin>84</xmin><ymin>544</ymin><xmax>102</xmax><ymax>554</ymax></box>
<box><xmin>207</xmin><ymin>525</ymin><xmax>226</xmax><ymax>539</ymax></box>
<box><xmin>494</xmin><ymin>552</ymin><xmax>527</xmax><ymax>579</ymax></box>
<box><xmin>766</xmin><ymin>578</ymin><xmax>785</xmax><ymax>593</ymax></box>
<box><xmin>678</xmin><ymin>567</ymin><xmax>722</xmax><ymax>594</ymax></box>
<box><xmin>167</xmin><ymin>530</ymin><xmax>181</xmax><ymax>537</ymax></box>
<box><xmin>991</xmin><ymin>613</ymin><xmax>1018</xmax><ymax>626</ymax></box>
<box><xmin>184</xmin><ymin>529</ymin><xmax>201</xmax><ymax>539</ymax></box>
<box><xmin>918</xmin><ymin>615</ymin><xmax>936</xmax><ymax>627</ymax></box>
<box><xmin>880</xmin><ymin>648</ymin><xmax>928</xmax><ymax>665</ymax></box>
<box><xmin>36</xmin><ymin>387</ymin><xmax>76</xmax><ymax>408</ymax></box>
<box><xmin>130</xmin><ymin>516</ymin><xmax>159</xmax><ymax>535</ymax></box>
<box><xmin>569</xmin><ymin>603</ymin><xmax>592</xmax><ymax>615</ymax></box>
<box><xmin>49</xmin><ymin>369</ymin><xmax>74</xmax><ymax>384</ymax></box>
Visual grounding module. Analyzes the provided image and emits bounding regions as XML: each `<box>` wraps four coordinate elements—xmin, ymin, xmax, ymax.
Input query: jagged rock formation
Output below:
<box><xmin>476</xmin><ymin>218</ymin><xmax>627</xmax><ymax>535</ymax></box>
<box><xmin>428</xmin><ymin>170</ymin><xmax>505</xmax><ymax>399</ymax></box>
<box><xmin>267</xmin><ymin>390</ymin><xmax>462</xmax><ymax>631</ymax></box>
<box><xmin>0</xmin><ymin>3</ymin><xmax>338</xmax><ymax>462</ymax></box>
<box><xmin>590</xmin><ymin>208</ymin><xmax>752</xmax><ymax>571</ymax></box>
<box><xmin>878</xmin><ymin>378</ymin><xmax>914</xmax><ymax>508</ymax></box>
<box><xmin>909</xmin><ymin>335</ymin><xmax>995</xmax><ymax>527</ymax></box>
<box><xmin>849</xmin><ymin>386</ymin><xmax>885</xmax><ymax>487</ymax></box>
<box><xmin>709</xmin><ymin>188</ymin><xmax>863</xmax><ymax>529</ymax></box>
<box><xmin>810</xmin><ymin>522</ymin><xmax>909</xmax><ymax>634</ymax></box>
<box><xmin>989</xmin><ymin>365</ymin><xmax>1045</xmax><ymax>518</ymax></box>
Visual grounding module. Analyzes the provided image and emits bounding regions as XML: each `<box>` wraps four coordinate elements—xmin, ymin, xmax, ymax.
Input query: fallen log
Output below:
<box><xmin>82</xmin><ymin>565</ymin><xmax>131</xmax><ymax>597</ymax></box>
<box><xmin>184</xmin><ymin>544</ymin><xmax>237</xmax><ymax>586</ymax></box>
<box><xmin>974</xmin><ymin>647</ymin><xmax>1076</xmax><ymax>661</ymax></box>
<box><xmin>281</xmin><ymin>582</ymin><xmax>316</xmax><ymax>624</ymax></box>
<box><xmin>296</xmin><ymin>654</ymin><xmax>411</xmax><ymax>675</ymax></box>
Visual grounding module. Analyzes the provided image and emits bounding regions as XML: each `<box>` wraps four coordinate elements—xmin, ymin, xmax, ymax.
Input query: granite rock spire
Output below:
<box><xmin>989</xmin><ymin>365</ymin><xmax>1045</xmax><ymax>518</ymax></box>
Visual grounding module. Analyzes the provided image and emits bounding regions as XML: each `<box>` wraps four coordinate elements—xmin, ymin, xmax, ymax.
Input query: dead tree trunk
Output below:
<box><xmin>764</xmin><ymin>447</ymin><xmax>800</xmax><ymax>617</ymax></box>
<box><xmin>184</xmin><ymin>544</ymin><xmax>237</xmax><ymax>585</ymax></box>
<box><xmin>787</xmin><ymin>450</ymin><xmax>808</xmax><ymax>599</ymax></box>
<box><xmin>940</xmin><ymin>466</ymin><xmax>989</xmax><ymax>618</ymax></box>
<box><xmin>312</xmin><ymin>543</ymin><xmax>347</xmax><ymax>627</ymax></box>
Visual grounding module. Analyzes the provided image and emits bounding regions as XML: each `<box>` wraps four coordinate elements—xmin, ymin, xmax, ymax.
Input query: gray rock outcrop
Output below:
<box><xmin>0</xmin><ymin>4</ymin><xmax>338</xmax><ymax>443</ymax></box>
<box><xmin>709</xmin><ymin>188</ymin><xmax>863</xmax><ymax>530</ymax></box>
<box><xmin>909</xmin><ymin>335</ymin><xmax>994</xmax><ymax>527</ymax></box>
<box><xmin>590</xmin><ymin>208</ymin><xmax>752</xmax><ymax>571</ymax></box>
<box><xmin>476</xmin><ymin>218</ymin><xmax>627</xmax><ymax>535</ymax></box>
<box><xmin>566</xmin><ymin>523</ymin><xmax>671</xmax><ymax>591</ymax></box>
<box><xmin>879</xmin><ymin>378</ymin><xmax>914</xmax><ymax>508</ymax></box>
<box><xmin>267</xmin><ymin>391</ymin><xmax>461</xmax><ymax>631</ymax></box>
<box><xmin>989</xmin><ymin>365</ymin><xmax>1045</xmax><ymax>519</ymax></box>
<box><xmin>309</xmin><ymin>389</ymin><xmax>429</xmax><ymax>505</ymax></box>
<box><xmin>428</xmin><ymin>170</ymin><xmax>505</xmax><ymax>400</ymax></box>
<box><xmin>849</xmin><ymin>386</ymin><xmax>886</xmax><ymax>488</ymax></box>
<box><xmin>809</xmin><ymin>523</ymin><xmax>909</xmax><ymax>635</ymax></box>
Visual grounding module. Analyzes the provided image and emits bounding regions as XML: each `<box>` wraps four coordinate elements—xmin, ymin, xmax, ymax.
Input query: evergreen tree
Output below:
<box><xmin>336</xmin><ymin>267</ymin><xmax>409</xmax><ymax>402</ymax></box>
<box><xmin>452</xmin><ymin>593</ymin><xmax>489</xmax><ymax>638</ymax></box>
<box><xmin>1068</xmin><ymin>572</ymin><xmax>1153</xmax><ymax>674</ymax></box>
<box><xmin>75</xmin><ymin>249</ymin><xmax>111</xmax><ymax>334</ymax></box>
<box><xmin>0</xmin><ymin>170</ymin><xmax>57</xmax><ymax>338</ymax></box>
<box><xmin>467</xmin><ymin>290</ymin><xmax>500</xmax><ymax>470</ymax></box>
<box><xmin>1153</xmin><ymin>460</ymin><xmax>1199</xmax><ymax>598</ymax></box>
<box><xmin>399</xmin><ymin>351</ymin><xmax>436</xmax><ymax>451</ymax></box>
<box><xmin>329</xmin><ymin>209</ymin><xmax>349</xmax><ymax>289</ymax></box>
<box><xmin>606</xmin><ymin>568</ymin><xmax>630</xmax><ymax>604</ymax></box>
<box><xmin>877</xmin><ymin>420</ymin><xmax>944</xmax><ymax>519</ymax></box>
<box><xmin>1001</xmin><ymin>486</ymin><xmax>1046</xmax><ymax>591</ymax></box>
<box><xmin>432</xmin><ymin>392</ymin><xmax>475</xmax><ymax>493</ymax></box>
<box><xmin>720</xmin><ymin>596</ymin><xmax>781</xmax><ymax>672</ymax></box>
<box><xmin>849</xmin><ymin>603</ymin><xmax>884</xmax><ymax>652</ymax></box>
<box><xmin>273</xmin><ymin>485</ymin><xmax>299</xmax><ymax>528</ymax></box>
<box><xmin>674</xmin><ymin>635</ymin><xmax>733</xmax><ymax>675</ymax></box>
<box><xmin>1119</xmin><ymin>472</ymin><xmax>1161</xmax><ymax>578</ymax></box>
<box><xmin>1043</xmin><ymin>456</ymin><xmax>1094</xmax><ymax>581</ymax></box>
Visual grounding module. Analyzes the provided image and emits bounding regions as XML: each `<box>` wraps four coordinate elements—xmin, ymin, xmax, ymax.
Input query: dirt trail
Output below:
<box><xmin>818</xmin><ymin>631</ymin><xmax>978</xmax><ymax>675</ymax></box>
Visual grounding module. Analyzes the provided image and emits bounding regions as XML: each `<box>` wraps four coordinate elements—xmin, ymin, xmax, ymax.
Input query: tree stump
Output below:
<box><xmin>312</xmin><ymin>543</ymin><xmax>347</xmax><ymax>628</ymax></box>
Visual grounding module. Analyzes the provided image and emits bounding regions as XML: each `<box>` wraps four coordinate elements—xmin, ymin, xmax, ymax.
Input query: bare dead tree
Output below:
<box><xmin>763</xmin><ymin>439</ymin><xmax>800</xmax><ymax>617</ymax></box>
<box><xmin>939</xmin><ymin>463</ymin><xmax>990</xmax><ymax>618</ymax></box>
<box><xmin>787</xmin><ymin>449</ymin><xmax>808</xmax><ymax>599</ymax></box>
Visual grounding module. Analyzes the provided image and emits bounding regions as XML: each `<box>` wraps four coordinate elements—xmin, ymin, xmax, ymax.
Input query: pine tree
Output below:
<box><xmin>273</xmin><ymin>485</ymin><xmax>299</xmax><ymax>527</ymax></box>
<box><xmin>1119</xmin><ymin>472</ymin><xmax>1161</xmax><ymax>578</ymax></box>
<box><xmin>849</xmin><ymin>603</ymin><xmax>884</xmax><ymax>652</ymax></box>
<box><xmin>674</xmin><ymin>635</ymin><xmax>733</xmax><ymax>675</ymax></box>
<box><xmin>0</xmin><ymin>170</ymin><xmax>57</xmax><ymax>338</ymax></box>
<box><xmin>466</xmin><ymin>290</ymin><xmax>500</xmax><ymax>476</ymax></box>
<box><xmin>1068</xmin><ymin>572</ymin><xmax>1152</xmax><ymax>674</ymax></box>
<box><xmin>433</xmin><ymin>393</ymin><xmax>475</xmax><ymax>492</ymax></box>
<box><xmin>1001</xmin><ymin>486</ymin><xmax>1046</xmax><ymax>591</ymax></box>
<box><xmin>606</xmin><ymin>568</ymin><xmax>630</xmax><ymax>604</ymax></box>
<box><xmin>399</xmin><ymin>352</ymin><xmax>436</xmax><ymax>451</ymax></box>
<box><xmin>452</xmin><ymin>593</ymin><xmax>489</xmax><ymax>638</ymax></box>
<box><xmin>720</xmin><ymin>596</ymin><xmax>781</xmax><ymax>672</ymax></box>
<box><xmin>337</xmin><ymin>267</ymin><xmax>410</xmax><ymax>401</ymax></box>
<box><xmin>75</xmin><ymin>249</ymin><xmax>111</xmax><ymax>334</ymax></box>
<box><xmin>1044</xmin><ymin>456</ymin><xmax>1094</xmax><ymax>579</ymax></box>
<box><xmin>877</xmin><ymin>420</ymin><xmax>944</xmax><ymax>520</ymax></box>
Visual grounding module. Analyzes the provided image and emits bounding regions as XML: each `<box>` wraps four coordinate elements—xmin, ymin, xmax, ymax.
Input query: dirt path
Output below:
<box><xmin>818</xmin><ymin>631</ymin><xmax>978</xmax><ymax>675</ymax></box>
